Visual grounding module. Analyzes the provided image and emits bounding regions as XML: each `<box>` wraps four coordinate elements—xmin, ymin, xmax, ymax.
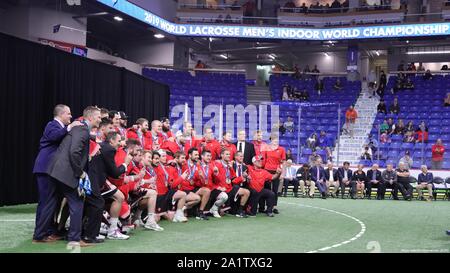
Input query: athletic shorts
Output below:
<box><xmin>156</xmin><ymin>189</ymin><xmax>176</xmax><ymax>213</ymax></box>
<box><xmin>101</xmin><ymin>180</ymin><xmax>118</xmax><ymax>200</ymax></box>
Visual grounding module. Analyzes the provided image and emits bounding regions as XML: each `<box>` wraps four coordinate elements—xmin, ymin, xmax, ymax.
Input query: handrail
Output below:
<box><xmin>270</xmin><ymin>71</ymin><xmax>347</xmax><ymax>76</ymax></box>
<box><xmin>389</xmin><ymin>70</ymin><xmax>450</xmax><ymax>74</ymax></box>
<box><xmin>143</xmin><ymin>64</ymin><xmax>246</xmax><ymax>74</ymax></box>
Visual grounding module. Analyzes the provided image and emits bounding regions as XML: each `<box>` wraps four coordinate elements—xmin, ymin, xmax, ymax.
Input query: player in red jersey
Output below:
<box><xmin>212</xmin><ymin>149</ymin><xmax>250</xmax><ymax>218</ymax></box>
<box><xmin>161</xmin><ymin>130</ymin><xmax>185</xmax><ymax>161</ymax></box>
<box><xmin>199</xmin><ymin>127</ymin><xmax>221</xmax><ymax>160</ymax></box>
<box><xmin>186</xmin><ymin>148</ymin><xmax>211</xmax><ymax>220</ymax></box>
<box><xmin>144</xmin><ymin>151</ymin><xmax>189</xmax><ymax>223</ymax></box>
<box><xmin>200</xmin><ymin>150</ymin><xmax>229</xmax><ymax>218</ymax></box>
<box><xmin>160</xmin><ymin>117</ymin><xmax>174</xmax><ymax>142</ymax></box>
<box><xmin>246</xmin><ymin>155</ymin><xmax>282</xmax><ymax>217</ymax></box>
<box><xmin>252</xmin><ymin>130</ymin><xmax>267</xmax><ymax>157</ymax></box>
<box><xmin>220</xmin><ymin>131</ymin><xmax>237</xmax><ymax>160</ymax></box>
<box><xmin>126</xmin><ymin>118</ymin><xmax>152</xmax><ymax>150</ymax></box>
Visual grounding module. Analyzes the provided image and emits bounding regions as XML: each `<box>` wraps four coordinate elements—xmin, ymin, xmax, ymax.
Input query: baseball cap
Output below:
<box><xmin>252</xmin><ymin>155</ymin><xmax>264</xmax><ymax>163</ymax></box>
<box><xmin>175</xmin><ymin>130</ymin><xmax>183</xmax><ymax>138</ymax></box>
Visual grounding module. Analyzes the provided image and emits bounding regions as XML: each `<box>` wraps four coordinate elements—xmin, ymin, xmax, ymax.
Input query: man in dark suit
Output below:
<box><xmin>32</xmin><ymin>104</ymin><xmax>82</xmax><ymax>243</ymax></box>
<box><xmin>84</xmin><ymin>131</ymin><xmax>132</xmax><ymax>243</ymax></box>
<box><xmin>46</xmin><ymin>106</ymin><xmax>101</xmax><ymax>248</ymax></box>
<box><xmin>366</xmin><ymin>163</ymin><xmax>383</xmax><ymax>199</ymax></box>
<box><xmin>233</xmin><ymin>151</ymin><xmax>248</xmax><ymax>188</ymax></box>
<box><xmin>337</xmin><ymin>161</ymin><xmax>356</xmax><ymax>199</ymax></box>
<box><xmin>234</xmin><ymin>129</ymin><xmax>256</xmax><ymax>166</ymax></box>
<box><xmin>309</xmin><ymin>158</ymin><xmax>327</xmax><ymax>199</ymax></box>
<box><xmin>324</xmin><ymin>162</ymin><xmax>339</xmax><ymax>198</ymax></box>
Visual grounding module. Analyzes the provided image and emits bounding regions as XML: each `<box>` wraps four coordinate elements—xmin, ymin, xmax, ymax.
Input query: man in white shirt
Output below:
<box><xmin>325</xmin><ymin>162</ymin><xmax>339</xmax><ymax>198</ymax></box>
<box><xmin>282</xmin><ymin>160</ymin><xmax>299</xmax><ymax>197</ymax></box>
<box><xmin>233</xmin><ymin>130</ymin><xmax>256</xmax><ymax>165</ymax></box>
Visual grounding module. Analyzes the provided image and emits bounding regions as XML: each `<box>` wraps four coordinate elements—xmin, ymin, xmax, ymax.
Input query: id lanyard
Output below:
<box><xmin>160</xmin><ymin>165</ymin><xmax>169</xmax><ymax>186</ymax></box>
<box><xmin>187</xmin><ymin>160</ymin><xmax>197</xmax><ymax>180</ymax></box>
<box><xmin>221</xmin><ymin>160</ymin><xmax>231</xmax><ymax>181</ymax></box>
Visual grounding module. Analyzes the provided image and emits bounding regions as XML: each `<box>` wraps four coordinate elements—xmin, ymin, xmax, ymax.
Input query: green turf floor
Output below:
<box><xmin>1</xmin><ymin>198</ymin><xmax>449</xmax><ymax>253</ymax></box>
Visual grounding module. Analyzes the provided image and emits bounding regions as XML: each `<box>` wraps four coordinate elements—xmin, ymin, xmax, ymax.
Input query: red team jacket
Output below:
<box><xmin>212</xmin><ymin>160</ymin><xmax>242</xmax><ymax>193</ymax></box>
<box><xmin>247</xmin><ymin>166</ymin><xmax>273</xmax><ymax>192</ymax></box>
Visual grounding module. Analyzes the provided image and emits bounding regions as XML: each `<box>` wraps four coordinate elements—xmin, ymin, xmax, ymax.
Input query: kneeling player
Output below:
<box><xmin>247</xmin><ymin>156</ymin><xmax>282</xmax><ymax>217</ymax></box>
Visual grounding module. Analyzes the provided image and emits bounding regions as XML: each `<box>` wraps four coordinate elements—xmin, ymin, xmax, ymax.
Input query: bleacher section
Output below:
<box><xmin>270</xmin><ymin>75</ymin><xmax>361</xmax><ymax>163</ymax></box>
<box><xmin>370</xmin><ymin>74</ymin><xmax>450</xmax><ymax>169</ymax></box>
<box><xmin>142</xmin><ymin>68</ymin><xmax>247</xmax><ymax>135</ymax></box>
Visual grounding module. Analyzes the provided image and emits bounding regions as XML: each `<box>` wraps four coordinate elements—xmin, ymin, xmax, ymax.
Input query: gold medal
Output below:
<box><xmin>226</xmin><ymin>178</ymin><xmax>231</xmax><ymax>184</ymax></box>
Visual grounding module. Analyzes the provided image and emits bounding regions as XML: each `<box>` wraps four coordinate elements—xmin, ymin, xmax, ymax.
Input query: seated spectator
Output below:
<box><xmin>377</xmin><ymin>100</ymin><xmax>387</xmax><ymax>114</ymax></box>
<box><xmin>403</xmin><ymin>131</ymin><xmax>415</xmax><ymax>143</ymax></box>
<box><xmin>293</xmin><ymin>64</ymin><xmax>301</xmax><ymax>79</ymax></box>
<box><xmin>342</xmin><ymin>0</ymin><xmax>349</xmax><ymax>11</ymax></box>
<box><xmin>297</xmin><ymin>164</ymin><xmax>315</xmax><ymax>197</ymax></box>
<box><xmin>366</xmin><ymin>163</ymin><xmax>382</xmax><ymax>199</ymax></box>
<box><xmin>282</xmin><ymin>159</ymin><xmax>299</xmax><ymax>197</ymax></box>
<box><xmin>352</xmin><ymin>164</ymin><xmax>367</xmax><ymax>199</ymax></box>
<box><xmin>286</xmin><ymin>149</ymin><xmax>295</xmax><ymax>162</ymax></box>
<box><xmin>333</xmin><ymin>79</ymin><xmax>343</xmax><ymax>90</ymax></box>
<box><xmin>444</xmin><ymin>93</ymin><xmax>450</xmax><ymax>106</ymax></box>
<box><xmin>379</xmin><ymin>119</ymin><xmax>389</xmax><ymax>134</ymax></box>
<box><xmin>215</xmin><ymin>14</ymin><xmax>224</xmax><ymax>23</ymax></box>
<box><xmin>415</xmin><ymin>121</ymin><xmax>429</xmax><ymax>143</ymax></box>
<box><xmin>392</xmin><ymin>78</ymin><xmax>402</xmax><ymax>94</ymax></box>
<box><xmin>195</xmin><ymin>60</ymin><xmax>206</xmax><ymax>69</ymax></box>
<box><xmin>416</xmin><ymin>165</ymin><xmax>433</xmax><ymax>201</ymax></box>
<box><xmin>306</xmin><ymin>133</ymin><xmax>318</xmax><ymax>150</ymax></box>
<box><xmin>330</xmin><ymin>0</ymin><xmax>341</xmax><ymax>12</ymax></box>
<box><xmin>224</xmin><ymin>14</ymin><xmax>233</xmax><ymax>23</ymax></box>
<box><xmin>308</xmin><ymin>151</ymin><xmax>318</xmax><ymax>166</ymax></box>
<box><xmin>360</xmin><ymin>145</ymin><xmax>372</xmax><ymax>160</ymax></box>
<box><xmin>318</xmin><ymin>131</ymin><xmax>329</xmax><ymax>148</ymax></box>
<box><xmin>397</xmin><ymin>61</ymin><xmax>405</xmax><ymax>71</ymax></box>
<box><xmin>231</xmin><ymin>0</ymin><xmax>240</xmax><ymax>10</ymax></box>
<box><xmin>387</xmin><ymin>118</ymin><xmax>396</xmax><ymax>135</ymax></box>
<box><xmin>276</xmin><ymin>119</ymin><xmax>286</xmax><ymax>136</ymax></box>
<box><xmin>380</xmin><ymin>132</ymin><xmax>390</xmax><ymax>143</ymax></box>
<box><xmin>283</xmin><ymin>116</ymin><xmax>295</xmax><ymax>132</ymax></box>
<box><xmin>417</xmin><ymin>62</ymin><xmax>425</xmax><ymax>71</ymax></box>
<box><xmin>405</xmin><ymin>121</ymin><xmax>415</xmax><ymax>134</ymax></box>
<box><xmin>423</xmin><ymin>69</ymin><xmax>433</xmax><ymax>80</ymax></box>
<box><xmin>284</xmin><ymin>0</ymin><xmax>296</xmax><ymax>12</ymax></box>
<box><xmin>366</xmin><ymin>134</ymin><xmax>378</xmax><ymax>152</ymax></box>
<box><xmin>300</xmin><ymin>2</ymin><xmax>308</xmax><ymax>13</ymax></box>
<box><xmin>406</xmin><ymin>62</ymin><xmax>416</xmax><ymax>71</ymax></box>
<box><xmin>398</xmin><ymin>150</ymin><xmax>413</xmax><ymax>170</ymax></box>
<box><xmin>325</xmin><ymin>162</ymin><xmax>339</xmax><ymax>198</ymax></box>
<box><xmin>389</xmin><ymin>98</ymin><xmax>400</xmax><ymax>115</ymax></box>
<box><xmin>432</xmin><ymin>139</ymin><xmax>445</xmax><ymax>170</ymax></box>
<box><xmin>403</xmin><ymin>77</ymin><xmax>414</xmax><ymax>90</ymax></box>
<box><xmin>298</xmin><ymin>89</ymin><xmax>308</xmax><ymax>101</ymax></box>
<box><xmin>394</xmin><ymin>119</ymin><xmax>405</xmax><ymax>135</ymax></box>
<box><xmin>396</xmin><ymin>162</ymin><xmax>413</xmax><ymax>200</ymax></box>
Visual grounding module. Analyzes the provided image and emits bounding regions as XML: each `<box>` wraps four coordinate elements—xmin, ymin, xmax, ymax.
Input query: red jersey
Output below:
<box><xmin>247</xmin><ymin>166</ymin><xmax>273</xmax><ymax>192</ymax></box>
<box><xmin>178</xmin><ymin>161</ymin><xmax>202</xmax><ymax>191</ymax></box>
<box><xmin>108</xmin><ymin>147</ymin><xmax>127</xmax><ymax>187</ymax></box>
<box><xmin>161</xmin><ymin>140</ymin><xmax>184</xmax><ymax>161</ymax></box>
<box><xmin>126</xmin><ymin>128</ymin><xmax>153</xmax><ymax>150</ymax></box>
<box><xmin>199</xmin><ymin>161</ymin><xmax>217</xmax><ymax>190</ymax></box>
<box><xmin>199</xmin><ymin>139</ymin><xmax>222</xmax><ymax>160</ymax></box>
<box><xmin>143</xmin><ymin>165</ymin><xmax>167</xmax><ymax>195</ymax></box>
<box><xmin>220</xmin><ymin>141</ymin><xmax>237</xmax><ymax>161</ymax></box>
<box><xmin>160</xmin><ymin>131</ymin><xmax>174</xmax><ymax>142</ymax></box>
<box><xmin>212</xmin><ymin>160</ymin><xmax>241</xmax><ymax>193</ymax></box>
<box><xmin>252</xmin><ymin>140</ymin><xmax>267</xmax><ymax>157</ymax></box>
<box><xmin>263</xmin><ymin>146</ymin><xmax>286</xmax><ymax>171</ymax></box>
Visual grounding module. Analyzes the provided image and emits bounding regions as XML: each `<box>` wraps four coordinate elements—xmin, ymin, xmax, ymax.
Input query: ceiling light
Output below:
<box><xmin>375</xmin><ymin>51</ymin><xmax>380</xmax><ymax>56</ymax></box>
<box><xmin>324</xmin><ymin>52</ymin><xmax>330</xmax><ymax>57</ymax></box>
<box><xmin>154</xmin><ymin>33</ymin><xmax>165</xmax><ymax>39</ymax></box>
<box><xmin>220</xmin><ymin>54</ymin><xmax>228</xmax><ymax>59</ymax></box>
<box><xmin>407</xmin><ymin>50</ymin><xmax>450</xmax><ymax>55</ymax></box>
<box><xmin>268</xmin><ymin>54</ymin><xmax>276</xmax><ymax>60</ymax></box>
<box><xmin>113</xmin><ymin>16</ymin><xmax>123</xmax><ymax>21</ymax></box>
<box><xmin>406</xmin><ymin>40</ymin><xmax>410</xmax><ymax>44</ymax></box>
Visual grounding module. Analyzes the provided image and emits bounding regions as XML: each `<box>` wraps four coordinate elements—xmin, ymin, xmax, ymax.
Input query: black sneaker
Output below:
<box><xmin>196</xmin><ymin>213</ymin><xmax>209</xmax><ymax>220</ymax></box>
<box><xmin>236</xmin><ymin>211</ymin><xmax>248</xmax><ymax>218</ymax></box>
<box><xmin>266</xmin><ymin>212</ymin><xmax>274</xmax><ymax>217</ymax></box>
<box><xmin>258</xmin><ymin>209</ymin><xmax>266</xmax><ymax>214</ymax></box>
<box><xmin>273</xmin><ymin>209</ymin><xmax>279</xmax><ymax>214</ymax></box>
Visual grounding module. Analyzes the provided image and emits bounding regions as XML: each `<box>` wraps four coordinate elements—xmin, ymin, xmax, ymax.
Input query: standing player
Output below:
<box><xmin>220</xmin><ymin>131</ymin><xmax>237</xmax><ymax>160</ymax></box>
<box><xmin>200</xmin><ymin>127</ymin><xmax>221</xmax><ymax>160</ymax></box>
<box><xmin>262</xmin><ymin>137</ymin><xmax>286</xmax><ymax>214</ymax></box>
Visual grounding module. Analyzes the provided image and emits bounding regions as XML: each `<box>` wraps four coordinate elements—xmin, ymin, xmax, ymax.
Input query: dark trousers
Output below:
<box><xmin>366</xmin><ymin>181</ymin><xmax>383</xmax><ymax>198</ymax></box>
<box><xmin>267</xmin><ymin>170</ymin><xmax>280</xmax><ymax>206</ymax></box>
<box><xmin>33</xmin><ymin>174</ymin><xmax>58</xmax><ymax>240</ymax></box>
<box><xmin>340</xmin><ymin>181</ymin><xmax>356</xmax><ymax>197</ymax></box>
<box><xmin>83</xmin><ymin>191</ymin><xmax>104</xmax><ymax>239</ymax></box>
<box><xmin>315</xmin><ymin>180</ymin><xmax>327</xmax><ymax>194</ymax></box>
<box><xmin>249</xmin><ymin>189</ymin><xmax>275</xmax><ymax>214</ymax></box>
<box><xmin>283</xmin><ymin>178</ymin><xmax>299</xmax><ymax>194</ymax></box>
<box><xmin>397</xmin><ymin>181</ymin><xmax>413</xmax><ymax>198</ymax></box>
<box><xmin>56</xmin><ymin>181</ymin><xmax>84</xmax><ymax>242</ymax></box>
<box><xmin>380</xmin><ymin>181</ymin><xmax>399</xmax><ymax>199</ymax></box>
